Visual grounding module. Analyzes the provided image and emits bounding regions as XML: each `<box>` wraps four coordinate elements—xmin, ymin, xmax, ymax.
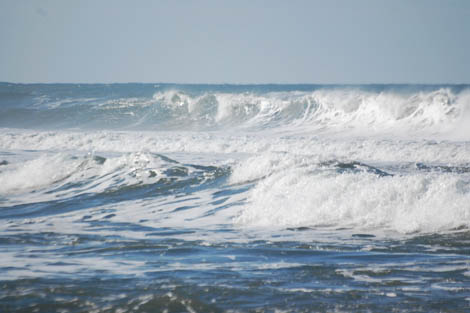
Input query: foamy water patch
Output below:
<box><xmin>2</xmin><ymin>129</ymin><xmax>470</xmax><ymax>165</ymax></box>
<box><xmin>0</xmin><ymin>153</ymin><xmax>84</xmax><ymax>195</ymax></box>
<box><xmin>0</xmin><ymin>151</ymin><xmax>228</xmax><ymax>207</ymax></box>
<box><xmin>233</xmin><ymin>154</ymin><xmax>470</xmax><ymax>234</ymax></box>
<box><xmin>148</xmin><ymin>87</ymin><xmax>470</xmax><ymax>135</ymax></box>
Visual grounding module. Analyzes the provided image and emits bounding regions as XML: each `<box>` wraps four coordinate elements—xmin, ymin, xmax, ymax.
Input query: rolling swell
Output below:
<box><xmin>0</xmin><ymin>152</ymin><xmax>230</xmax><ymax>219</ymax></box>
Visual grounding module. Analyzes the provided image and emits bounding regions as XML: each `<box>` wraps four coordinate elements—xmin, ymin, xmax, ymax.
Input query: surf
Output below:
<box><xmin>1</xmin><ymin>83</ymin><xmax>470</xmax><ymax>140</ymax></box>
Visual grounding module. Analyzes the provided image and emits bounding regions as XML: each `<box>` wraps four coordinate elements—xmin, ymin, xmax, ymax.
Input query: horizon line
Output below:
<box><xmin>2</xmin><ymin>81</ymin><xmax>470</xmax><ymax>86</ymax></box>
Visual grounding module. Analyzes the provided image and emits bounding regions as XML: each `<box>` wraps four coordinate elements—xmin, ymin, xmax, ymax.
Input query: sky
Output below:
<box><xmin>1</xmin><ymin>0</ymin><xmax>469</xmax><ymax>84</ymax></box>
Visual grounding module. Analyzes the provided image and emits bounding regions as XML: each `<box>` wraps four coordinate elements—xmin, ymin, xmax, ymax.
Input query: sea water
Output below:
<box><xmin>1</xmin><ymin>83</ymin><xmax>470</xmax><ymax>312</ymax></box>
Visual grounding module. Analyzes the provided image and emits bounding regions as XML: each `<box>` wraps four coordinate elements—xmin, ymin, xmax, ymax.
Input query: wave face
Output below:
<box><xmin>0</xmin><ymin>152</ymin><xmax>229</xmax><ymax>215</ymax></box>
<box><xmin>2</xmin><ymin>83</ymin><xmax>470</xmax><ymax>312</ymax></box>
<box><xmin>1</xmin><ymin>83</ymin><xmax>470</xmax><ymax>138</ymax></box>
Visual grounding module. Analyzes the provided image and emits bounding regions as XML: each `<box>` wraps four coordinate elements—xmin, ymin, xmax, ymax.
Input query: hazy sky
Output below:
<box><xmin>1</xmin><ymin>0</ymin><xmax>469</xmax><ymax>84</ymax></box>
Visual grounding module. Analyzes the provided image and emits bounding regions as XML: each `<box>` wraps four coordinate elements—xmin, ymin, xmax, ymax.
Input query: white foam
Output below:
<box><xmin>0</xmin><ymin>153</ymin><xmax>83</xmax><ymax>195</ymax></box>
<box><xmin>148</xmin><ymin>88</ymin><xmax>470</xmax><ymax>136</ymax></box>
<box><xmin>0</xmin><ymin>151</ymin><xmax>200</xmax><ymax>204</ymax></box>
<box><xmin>2</xmin><ymin>129</ymin><xmax>470</xmax><ymax>165</ymax></box>
<box><xmin>129</xmin><ymin>88</ymin><xmax>470</xmax><ymax>138</ymax></box>
<box><xmin>232</xmin><ymin>153</ymin><xmax>470</xmax><ymax>234</ymax></box>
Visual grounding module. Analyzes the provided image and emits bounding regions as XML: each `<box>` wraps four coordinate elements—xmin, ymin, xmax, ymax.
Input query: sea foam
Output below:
<box><xmin>232</xmin><ymin>153</ymin><xmax>470</xmax><ymax>234</ymax></box>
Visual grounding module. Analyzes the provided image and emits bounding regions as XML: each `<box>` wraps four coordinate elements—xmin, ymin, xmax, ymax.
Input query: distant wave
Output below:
<box><xmin>1</xmin><ymin>83</ymin><xmax>469</xmax><ymax>138</ymax></box>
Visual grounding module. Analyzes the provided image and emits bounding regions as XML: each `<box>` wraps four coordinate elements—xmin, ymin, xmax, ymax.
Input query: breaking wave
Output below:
<box><xmin>1</xmin><ymin>83</ymin><xmax>469</xmax><ymax>138</ymax></box>
<box><xmin>231</xmin><ymin>153</ymin><xmax>470</xmax><ymax>234</ymax></box>
<box><xmin>0</xmin><ymin>152</ymin><xmax>229</xmax><ymax>217</ymax></box>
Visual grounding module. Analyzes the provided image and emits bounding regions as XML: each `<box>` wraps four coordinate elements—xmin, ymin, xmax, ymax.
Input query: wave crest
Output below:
<box><xmin>0</xmin><ymin>152</ymin><xmax>229</xmax><ymax>209</ymax></box>
<box><xmin>150</xmin><ymin>87</ymin><xmax>469</xmax><ymax>136</ymax></box>
<box><xmin>1</xmin><ymin>84</ymin><xmax>469</xmax><ymax>138</ymax></box>
<box><xmin>232</xmin><ymin>153</ymin><xmax>470</xmax><ymax>234</ymax></box>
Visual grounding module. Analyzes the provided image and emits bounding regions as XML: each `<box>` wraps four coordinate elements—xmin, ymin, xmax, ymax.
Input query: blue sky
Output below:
<box><xmin>1</xmin><ymin>0</ymin><xmax>469</xmax><ymax>84</ymax></box>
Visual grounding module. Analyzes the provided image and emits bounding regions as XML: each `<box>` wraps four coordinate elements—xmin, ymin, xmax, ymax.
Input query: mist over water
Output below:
<box><xmin>1</xmin><ymin>83</ymin><xmax>470</xmax><ymax>312</ymax></box>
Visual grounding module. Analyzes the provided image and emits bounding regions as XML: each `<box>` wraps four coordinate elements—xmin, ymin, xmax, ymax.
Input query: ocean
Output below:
<box><xmin>1</xmin><ymin>83</ymin><xmax>470</xmax><ymax>312</ymax></box>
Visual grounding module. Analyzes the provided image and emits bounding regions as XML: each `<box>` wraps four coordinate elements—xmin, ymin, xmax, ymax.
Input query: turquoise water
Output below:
<box><xmin>1</xmin><ymin>83</ymin><xmax>470</xmax><ymax>312</ymax></box>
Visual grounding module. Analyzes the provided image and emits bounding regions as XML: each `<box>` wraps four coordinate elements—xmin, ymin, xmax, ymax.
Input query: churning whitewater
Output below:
<box><xmin>1</xmin><ymin>83</ymin><xmax>470</xmax><ymax>312</ymax></box>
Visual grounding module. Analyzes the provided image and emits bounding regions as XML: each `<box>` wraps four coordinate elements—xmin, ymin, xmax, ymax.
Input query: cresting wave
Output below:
<box><xmin>231</xmin><ymin>153</ymin><xmax>470</xmax><ymax>234</ymax></box>
<box><xmin>1</xmin><ymin>83</ymin><xmax>470</xmax><ymax>138</ymax></box>
<box><xmin>154</xmin><ymin>87</ymin><xmax>470</xmax><ymax>137</ymax></box>
<box><xmin>4</xmin><ymin>149</ymin><xmax>469</xmax><ymax>234</ymax></box>
<box><xmin>0</xmin><ymin>152</ymin><xmax>229</xmax><ymax>216</ymax></box>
